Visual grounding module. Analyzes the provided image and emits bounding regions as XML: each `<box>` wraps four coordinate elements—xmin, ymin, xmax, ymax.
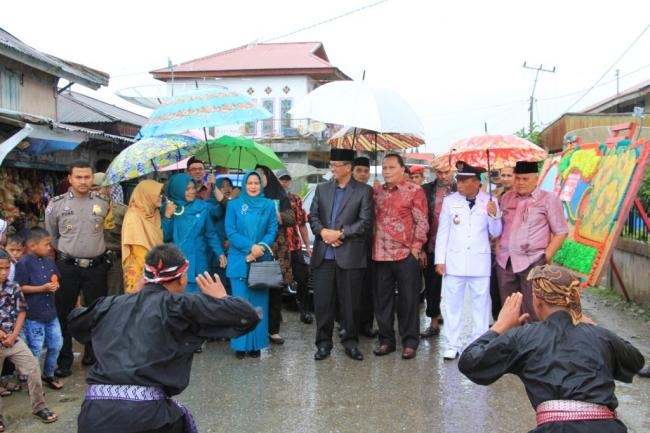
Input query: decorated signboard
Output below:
<box><xmin>538</xmin><ymin>123</ymin><xmax>649</xmax><ymax>286</ymax></box>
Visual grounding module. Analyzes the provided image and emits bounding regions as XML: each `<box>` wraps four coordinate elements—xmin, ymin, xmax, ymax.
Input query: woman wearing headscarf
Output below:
<box><xmin>162</xmin><ymin>173</ymin><xmax>226</xmax><ymax>294</ymax></box>
<box><xmin>255</xmin><ymin>165</ymin><xmax>296</xmax><ymax>345</ymax></box>
<box><xmin>459</xmin><ymin>264</ymin><xmax>644</xmax><ymax>433</ymax></box>
<box><xmin>208</xmin><ymin>177</ymin><xmax>235</xmax><ymax>290</ymax></box>
<box><xmin>121</xmin><ymin>180</ymin><xmax>164</xmax><ymax>294</ymax></box>
<box><xmin>225</xmin><ymin>171</ymin><xmax>278</xmax><ymax>358</ymax></box>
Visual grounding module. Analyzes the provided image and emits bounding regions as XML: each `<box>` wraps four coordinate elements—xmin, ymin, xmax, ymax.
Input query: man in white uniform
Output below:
<box><xmin>435</xmin><ymin>161</ymin><xmax>502</xmax><ymax>360</ymax></box>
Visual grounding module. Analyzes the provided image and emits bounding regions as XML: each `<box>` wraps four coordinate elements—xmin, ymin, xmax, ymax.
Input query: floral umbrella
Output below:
<box><xmin>434</xmin><ymin>133</ymin><xmax>548</xmax><ymax>195</ymax></box>
<box><xmin>103</xmin><ymin>134</ymin><xmax>203</xmax><ymax>185</ymax></box>
<box><xmin>328</xmin><ymin>127</ymin><xmax>424</xmax><ymax>152</ymax></box>
<box><xmin>434</xmin><ymin>133</ymin><xmax>548</xmax><ymax>170</ymax></box>
<box><xmin>137</xmin><ymin>88</ymin><xmax>272</xmax><ymax>139</ymax></box>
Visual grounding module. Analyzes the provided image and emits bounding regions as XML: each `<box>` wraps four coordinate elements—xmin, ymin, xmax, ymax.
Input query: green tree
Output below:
<box><xmin>514</xmin><ymin>122</ymin><xmax>541</xmax><ymax>145</ymax></box>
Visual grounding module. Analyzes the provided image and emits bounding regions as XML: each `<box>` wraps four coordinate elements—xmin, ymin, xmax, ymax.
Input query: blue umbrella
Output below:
<box><xmin>137</xmin><ymin>88</ymin><xmax>272</xmax><ymax>140</ymax></box>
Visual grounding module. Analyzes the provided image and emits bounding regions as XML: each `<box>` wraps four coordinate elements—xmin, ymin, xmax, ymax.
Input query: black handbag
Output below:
<box><xmin>247</xmin><ymin>243</ymin><xmax>284</xmax><ymax>290</ymax></box>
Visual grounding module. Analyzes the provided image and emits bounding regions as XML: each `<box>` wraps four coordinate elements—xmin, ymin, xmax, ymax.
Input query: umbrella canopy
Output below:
<box><xmin>103</xmin><ymin>134</ymin><xmax>203</xmax><ymax>185</ymax></box>
<box><xmin>290</xmin><ymin>81</ymin><xmax>425</xmax><ymax>136</ymax></box>
<box><xmin>194</xmin><ymin>135</ymin><xmax>284</xmax><ymax>170</ymax></box>
<box><xmin>434</xmin><ymin>134</ymin><xmax>548</xmax><ymax>170</ymax></box>
<box><xmin>137</xmin><ymin>88</ymin><xmax>273</xmax><ymax>139</ymax></box>
<box><xmin>328</xmin><ymin>127</ymin><xmax>424</xmax><ymax>152</ymax></box>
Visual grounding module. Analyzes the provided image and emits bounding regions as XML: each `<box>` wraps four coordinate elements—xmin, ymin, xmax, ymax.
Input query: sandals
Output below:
<box><xmin>0</xmin><ymin>387</ymin><xmax>10</xmax><ymax>397</ymax></box>
<box><xmin>33</xmin><ymin>408</ymin><xmax>58</xmax><ymax>423</ymax></box>
<box><xmin>0</xmin><ymin>381</ymin><xmax>20</xmax><ymax>392</ymax></box>
<box><xmin>41</xmin><ymin>376</ymin><xmax>64</xmax><ymax>390</ymax></box>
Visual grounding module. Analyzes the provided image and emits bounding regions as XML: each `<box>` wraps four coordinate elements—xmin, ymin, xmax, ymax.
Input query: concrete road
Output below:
<box><xmin>2</xmin><ymin>291</ymin><xmax>649</xmax><ymax>433</ymax></box>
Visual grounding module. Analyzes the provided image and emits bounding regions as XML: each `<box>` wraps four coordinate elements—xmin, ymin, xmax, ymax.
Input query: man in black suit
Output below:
<box><xmin>309</xmin><ymin>149</ymin><xmax>374</xmax><ymax>361</ymax></box>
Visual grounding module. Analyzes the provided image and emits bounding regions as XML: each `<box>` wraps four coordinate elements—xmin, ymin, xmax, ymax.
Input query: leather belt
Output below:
<box><xmin>57</xmin><ymin>251</ymin><xmax>106</xmax><ymax>268</ymax></box>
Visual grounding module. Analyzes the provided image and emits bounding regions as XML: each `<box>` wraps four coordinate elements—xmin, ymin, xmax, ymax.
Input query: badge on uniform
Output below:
<box><xmin>62</xmin><ymin>206</ymin><xmax>74</xmax><ymax>216</ymax></box>
<box><xmin>92</xmin><ymin>204</ymin><xmax>102</xmax><ymax>216</ymax></box>
<box><xmin>453</xmin><ymin>214</ymin><xmax>460</xmax><ymax>225</ymax></box>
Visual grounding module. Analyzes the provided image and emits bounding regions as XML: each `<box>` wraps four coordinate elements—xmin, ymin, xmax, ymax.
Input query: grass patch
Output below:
<box><xmin>587</xmin><ymin>286</ymin><xmax>650</xmax><ymax>322</ymax></box>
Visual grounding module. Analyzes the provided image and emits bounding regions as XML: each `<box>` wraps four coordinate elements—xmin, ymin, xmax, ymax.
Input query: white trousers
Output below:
<box><xmin>441</xmin><ymin>274</ymin><xmax>491</xmax><ymax>353</ymax></box>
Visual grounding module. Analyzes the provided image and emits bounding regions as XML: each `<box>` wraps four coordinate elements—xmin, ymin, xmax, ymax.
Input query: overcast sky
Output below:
<box><xmin>3</xmin><ymin>0</ymin><xmax>649</xmax><ymax>153</ymax></box>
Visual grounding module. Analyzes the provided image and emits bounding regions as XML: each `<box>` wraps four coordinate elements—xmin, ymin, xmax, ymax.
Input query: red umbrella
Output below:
<box><xmin>434</xmin><ymin>133</ymin><xmax>548</xmax><ymax>194</ymax></box>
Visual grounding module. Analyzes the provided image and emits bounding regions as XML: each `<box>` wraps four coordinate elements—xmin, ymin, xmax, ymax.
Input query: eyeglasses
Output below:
<box><xmin>329</xmin><ymin>162</ymin><xmax>350</xmax><ymax>168</ymax></box>
<box><xmin>188</xmin><ymin>166</ymin><xmax>204</xmax><ymax>172</ymax></box>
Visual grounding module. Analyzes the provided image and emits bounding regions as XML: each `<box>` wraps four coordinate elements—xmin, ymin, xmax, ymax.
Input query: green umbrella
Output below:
<box><xmin>195</xmin><ymin>135</ymin><xmax>284</xmax><ymax>170</ymax></box>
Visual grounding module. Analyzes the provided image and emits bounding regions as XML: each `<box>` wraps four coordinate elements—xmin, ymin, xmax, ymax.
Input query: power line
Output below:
<box><xmin>564</xmin><ymin>24</ymin><xmax>650</xmax><ymax>112</ymax></box>
<box><xmin>264</xmin><ymin>0</ymin><xmax>389</xmax><ymax>42</ymax></box>
<box><xmin>110</xmin><ymin>1</ymin><xmax>390</xmax><ymax>79</ymax></box>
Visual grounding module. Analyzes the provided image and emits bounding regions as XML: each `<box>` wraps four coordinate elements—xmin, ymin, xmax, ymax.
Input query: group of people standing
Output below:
<box><xmin>0</xmin><ymin>147</ymin><xmax>645</xmax><ymax>432</ymax></box>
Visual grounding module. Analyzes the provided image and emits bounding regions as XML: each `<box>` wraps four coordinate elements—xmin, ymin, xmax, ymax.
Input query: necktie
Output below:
<box><xmin>467</xmin><ymin>197</ymin><xmax>476</xmax><ymax>209</ymax></box>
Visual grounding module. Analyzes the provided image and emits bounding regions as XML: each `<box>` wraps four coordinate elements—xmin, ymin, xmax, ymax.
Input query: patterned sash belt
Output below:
<box><xmin>86</xmin><ymin>384</ymin><xmax>198</xmax><ymax>433</ymax></box>
<box><xmin>536</xmin><ymin>400</ymin><xmax>617</xmax><ymax>426</ymax></box>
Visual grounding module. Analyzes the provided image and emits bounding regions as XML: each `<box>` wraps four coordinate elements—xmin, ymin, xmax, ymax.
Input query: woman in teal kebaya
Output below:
<box><xmin>225</xmin><ymin>171</ymin><xmax>278</xmax><ymax>358</ymax></box>
<box><xmin>162</xmin><ymin>173</ymin><xmax>225</xmax><ymax>293</ymax></box>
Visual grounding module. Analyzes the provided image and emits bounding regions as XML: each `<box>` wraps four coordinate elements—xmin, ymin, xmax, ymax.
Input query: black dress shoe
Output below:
<box><xmin>235</xmin><ymin>351</ymin><xmax>246</xmax><ymax>359</ymax></box>
<box><xmin>54</xmin><ymin>368</ymin><xmax>72</xmax><ymax>378</ymax></box>
<box><xmin>638</xmin><ymin>366</ymin><xmax>650</xmax><ymax>378</ymax></box>
<box><xmin>373</xmin><ymin>345</ymin><xmax>396</xmax><ymax>356</ymax></box>
<box><xmin>269</xmin><ymin>334</ymin><xmax>285</xmax><ymax>345</ymax></box>
<box><xmin>360</xmin><ymin>327</ymin><xmax>378</xmax><ymax>338</ymax></box>
<box><xmin>300</xmin><ymin>311</ymin><xmax>314</xmax><ymax>324</ymax></box>
<box><xmin>81</xmin><ymin>353</ymin><xmax>96</xmax><ymax>366</ymax></box>
<box><xmin>247</xmin><ymin>350</ymin><xmax>261</xmax><ymax>358</ymax></box>
<box><xmin>314</xmin><ymin>347</ymin><xmax>331</xmax><ymax>361</ymax></box>
<box><xmin>345</xmin><ymin>347</ymin><xmax>364</xmax><ymax>361</ymax></box>
<box><xmin>401</xmin><ymin>347</ymin><xmax>417</xmax><ymax>359</ymax></box>
<box><xmin>420</xmin><ymin>325</ymin><xmax>440</xmax><ymax>338</ymax></box>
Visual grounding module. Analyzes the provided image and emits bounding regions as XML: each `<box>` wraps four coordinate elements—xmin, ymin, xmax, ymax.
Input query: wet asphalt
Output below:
<box><xmin>2</xmin><ymin>292</ymin><xmax>649</xmax><ymax>433</ymax></box>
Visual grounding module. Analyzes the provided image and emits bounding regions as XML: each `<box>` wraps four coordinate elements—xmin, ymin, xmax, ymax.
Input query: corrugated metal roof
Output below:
<box><xmin>0</xmin><ymin>107</ymin><xmax>134</xmax><ymax>144</ymax></box>
<box><xmin>0</xmin><ymin>27</ymin><xmax>109</xmax><ymax>90</ymax></box>
<box><xmin>151</xmin><ymin>42</ymin><xmax>350</xmax><ymax>81</ymax></box>
<box><xmin>581</xmin><ymin>79</ymin><xmax>650</xmax><ymax>113</ymax></box>
<box><xmin>57</xmin><ymin>91</ymin><xmax>147</xmax><ymax>126</ymax></box>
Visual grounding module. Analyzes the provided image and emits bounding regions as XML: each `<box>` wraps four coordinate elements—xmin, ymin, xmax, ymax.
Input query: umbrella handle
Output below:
<box><xmin>486</xmin><ymin>148</ymin><xmax>492</xmax><ymax>198</ymax></box>
<box><xmin>203</xmin><ymin>127</ymin><xmax>213</xmax><ymax>166</ymax></box>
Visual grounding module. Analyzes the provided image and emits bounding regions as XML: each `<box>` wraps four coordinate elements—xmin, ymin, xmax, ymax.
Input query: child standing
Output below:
<box><xmin>4</xmin><ymin>233</ymin><xmax>25</xmax><ymax>282</ymax></box>
<box><xmin>0</xmin><ymin>248</ymin><xmax>58</xmax><ymax>430</ymax></box>
<box><xmin>14</xmin><ymin>228</ymin><xmax>63</xmax><ymax>390</ymax></box>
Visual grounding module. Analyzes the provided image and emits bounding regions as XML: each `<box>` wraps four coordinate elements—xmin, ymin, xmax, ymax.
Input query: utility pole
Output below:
<box><xmin>523</xmin><ymin>62</ymin><xmax>555</xmax><ymax>134</ymax></box>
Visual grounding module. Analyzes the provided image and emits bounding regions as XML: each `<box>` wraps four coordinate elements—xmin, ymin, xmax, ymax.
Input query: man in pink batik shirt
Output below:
<box><xmin>496</xmin><ymin>160</ymin><xmax>568</xmax><ymax>322</ymax></box>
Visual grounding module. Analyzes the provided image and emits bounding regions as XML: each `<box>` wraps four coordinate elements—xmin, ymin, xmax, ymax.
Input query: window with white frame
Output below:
<box><xmin>0</xmin><ymin>67</ymin><xmax>20</xmax><ymax>111</ymax></box>
<box><xmin>262</xmin><ymin>99</ymin><xmax>275</xmax><ymax>135</ymax></box>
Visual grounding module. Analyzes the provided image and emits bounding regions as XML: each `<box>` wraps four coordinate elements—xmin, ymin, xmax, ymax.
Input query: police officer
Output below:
<box><xmin>45</xmin><ymin>161</ymin><xmax>110</xmax><ymax>377</ymax></box>
<box><xmin>434</xmin><ymin>161</ymin><xmax>502</xmax><ymax>360</ymax></box>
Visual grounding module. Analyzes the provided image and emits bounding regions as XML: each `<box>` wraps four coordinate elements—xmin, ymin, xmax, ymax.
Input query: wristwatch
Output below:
<box><xmin>339</xmin><ymin>228</ymin><xmax>345</xmax><ymax>240</ymax></box>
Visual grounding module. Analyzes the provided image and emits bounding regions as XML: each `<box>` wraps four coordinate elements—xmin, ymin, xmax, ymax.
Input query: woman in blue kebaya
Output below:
<box><xmin>162</xmin><ymin>173</ymin><xmax>225</xmax><ymax>294</ymax></box>
<box><xmin>225</xmin><ymin>171</ymin><xmax>278</xmax><ymax>358</ymax></box>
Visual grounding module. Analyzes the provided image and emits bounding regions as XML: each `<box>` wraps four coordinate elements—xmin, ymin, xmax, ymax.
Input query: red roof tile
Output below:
<box><xmin>151</xmin><ymin>42</ymin><xmax>350</xmax><ymax>80</ymax></box>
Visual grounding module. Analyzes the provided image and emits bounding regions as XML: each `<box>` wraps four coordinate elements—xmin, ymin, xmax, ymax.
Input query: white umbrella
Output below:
<box><xmin>290</xmin><ymin>81</ymin><xmax>425</xmax><ymax>136</ymax></box>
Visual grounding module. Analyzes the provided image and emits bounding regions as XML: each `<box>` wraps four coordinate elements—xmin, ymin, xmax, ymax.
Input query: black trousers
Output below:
<box><xmin>290</xmin><ymin>250</ymin><xmax>311</xmax><ymax>311</ymax></box>
<box><xmin>268</xmin><ymin>287</ymin><xmax>283</xmax><ymax>335</ymax></box>
<box><xmin>489</xmin><ymin>254</ymin><xmax>502</xmax><ymax>320</ymax></box>
<box><xmin>374</xmin><ymin>255</ymin><xmax>421</xmax><ymax>349</ymax></box>
<box><xmin>422</xmin><ymin>252</ymin><xmax>442</xmax><ymax>319</ymax></box>
<box><xmin>56</xmin><ymin>260</ymin><xmax>109</xmax><ymax>370</ymax></box>
<box><xmin>312</xmin><ymin>260</ymin><xmax>364</xmax><ymax>350</ymax></box>
<box><xmin>358</xmin><ymin>260</ymin><xmax>375</xmax><ymax>332</ymax></box>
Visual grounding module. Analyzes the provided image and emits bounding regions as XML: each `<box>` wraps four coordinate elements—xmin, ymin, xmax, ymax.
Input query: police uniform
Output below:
<box><xmin>45</xmin><ymin>190</ymin><xmax>110</xmax><ymax>375</ymax></box>
<box><xmin>434</xmin><ymin>162</ymin><xmax>502</xmax><ymax>358</ymax></box>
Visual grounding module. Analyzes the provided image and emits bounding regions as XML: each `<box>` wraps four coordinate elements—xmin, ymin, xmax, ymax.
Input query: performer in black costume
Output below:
<box><xmin>459</xmin><ymin>264</ymin><xmax>644</xmax><ymax>433</ymax></box>
<box><xmin>69</xmin><ymin>243</ymin><xmax>260</xmax><ymax>433</ymax></box>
